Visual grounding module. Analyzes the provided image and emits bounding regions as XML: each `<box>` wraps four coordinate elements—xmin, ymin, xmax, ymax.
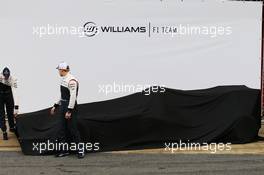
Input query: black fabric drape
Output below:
<box><xmin>16</xmin><ymin>85</ymin><xmax>261</xmax><ymax>155</ymax></box>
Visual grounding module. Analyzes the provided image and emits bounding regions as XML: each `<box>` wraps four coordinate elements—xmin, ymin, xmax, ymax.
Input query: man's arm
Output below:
<box><xmin>53</xmin><ymin>85</ymin><xmax>61</xmax><ymax>108</ymax></box>
<box><xmin>0</xmin><ymin>74</ymin><xmax>3</xmax><ymax>83</ymax></box>
<box><xmin>53</xmin><ymin>98</ymin><xmax>61</xmax><ymax>108</ymax></box>
<box><xmin>67</xmin><ymin>80</ymin><xmax>78</xmax><ymax>113</ymax></box>
<box><xmin>11</xmin><ymin>77</ymin><xmax>19</xmax><ymax>112</ymax></box>
<box><xmin>51</xmin><ymin>91</ymin><xmax>61</xmax><ymax>116</ymax></box>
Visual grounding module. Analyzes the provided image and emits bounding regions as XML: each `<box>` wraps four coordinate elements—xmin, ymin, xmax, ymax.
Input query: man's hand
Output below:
<box><xmin>50</xmin><ymin>107</ymin><xmax>56</xmax><ymax>116</ymax></box>
<box><xmin>65</xmin><ymin>111</ymin><xmax>72</xmax><ymax>120</ymax></box>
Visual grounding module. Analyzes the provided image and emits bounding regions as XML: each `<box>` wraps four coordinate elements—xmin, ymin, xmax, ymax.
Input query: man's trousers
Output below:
<box><xmin>0</xmin><ymin>92</ymin><xmax>15</xmax><ymax>132</ymax></box>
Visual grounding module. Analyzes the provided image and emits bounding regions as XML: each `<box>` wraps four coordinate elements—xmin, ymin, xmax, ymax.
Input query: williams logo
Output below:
<box><xmin>84</xmin><ymin>22</ymin><xmax>99</xmax><ymax>37</ymax></box>
<box><xmin>83</xmin><ymin>21</ymin><xmax>147</xmax><ymax>37</ymax></box>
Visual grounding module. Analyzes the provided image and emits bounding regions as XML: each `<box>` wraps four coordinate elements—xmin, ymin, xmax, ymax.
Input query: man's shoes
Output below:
<box><xmin>55</xmin><ymin>152</ymin><xmax>70</xmax><ymax>158</ymax></box>
<box><xmin>77</xmin><ymin>152</ymin><xmax>85</xmax><ymax>159</ymax></box>
<box><xmin>3</xmin><ymin>132</ymin><xmax>8</xmax><ymax>140</ymax></box>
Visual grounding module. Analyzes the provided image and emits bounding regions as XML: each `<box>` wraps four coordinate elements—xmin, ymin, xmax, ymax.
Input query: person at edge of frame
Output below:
<box><xmin>0</xmin><ymin>67</ymin><xmax>19</xmax><ymax>140</ymax></box>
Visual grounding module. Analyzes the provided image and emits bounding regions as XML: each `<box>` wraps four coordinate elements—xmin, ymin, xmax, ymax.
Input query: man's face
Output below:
<box><xmin>3</xmin><ymin>73</ymin><xmax>10</xmax><ymax>80</ymax></box>
<box><xmin>58</xmin><ymin>69</ymin><xmax>67</xmax><ymax>77</ymax></box>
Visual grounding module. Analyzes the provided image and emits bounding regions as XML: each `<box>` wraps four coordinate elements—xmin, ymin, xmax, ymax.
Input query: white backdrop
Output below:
<box><xmin>0</xmin><ymin>0</ymin><xmax>262</xmax><ymax>113</ymax></box>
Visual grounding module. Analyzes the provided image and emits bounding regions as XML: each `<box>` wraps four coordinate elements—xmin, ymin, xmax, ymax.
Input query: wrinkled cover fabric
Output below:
<box><xmin>16</xmin><ymin>85</ymin><xmax>261</xmax><ymax>155</ymax></box>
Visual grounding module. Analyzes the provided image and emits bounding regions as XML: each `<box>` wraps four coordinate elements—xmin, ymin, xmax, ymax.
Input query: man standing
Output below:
<box><xmin>0</xmin><ymin>67</ymin><xmax>19</xmax><ymax>140</ymax></box>
<box><xmin>50</xmin><ymin>62</ymin><xmax>85</xmax><ymax>159</ymax></box>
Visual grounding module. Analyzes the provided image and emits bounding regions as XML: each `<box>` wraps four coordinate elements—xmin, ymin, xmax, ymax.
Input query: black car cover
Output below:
<box><xmin>16</xmin><ymin>85</ymin><xmax>261</xmax><ymax>155</ymax></box>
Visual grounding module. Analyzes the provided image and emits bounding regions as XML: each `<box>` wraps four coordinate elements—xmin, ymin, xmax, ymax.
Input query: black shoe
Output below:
<box><xmin>77</xmin><ymin>152</ymin><xmax>85</xmax><ymax>159</ymax></box>
<box><xmin>55</xmin><ymin>152</ymin><xmax>70</xmax><ymax>158</ymax></box>
<box><xmin>3</xmin><ymin>132</ymin><xmax>8</xmax><ymax>140</ymax></box>
<box><xmin>10</xmin><ymin>128</ymin><xmax>16</xmax><ymax>133</ymax></box>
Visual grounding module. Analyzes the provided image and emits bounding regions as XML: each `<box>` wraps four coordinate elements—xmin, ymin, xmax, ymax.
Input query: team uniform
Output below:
<box><xmin>53</xmin><ymin>72</ymin><xmax>82</xmax><ymax>156</ymax></box>
<box><xmin>52</xmin><ymin>62</ymin><xmax>84</xmax><ymax>158</ymax></box>
<box><xmin>0</xmin><ymin>73</ymin><xmax>18</xmax><ymax>136</ymax></box>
